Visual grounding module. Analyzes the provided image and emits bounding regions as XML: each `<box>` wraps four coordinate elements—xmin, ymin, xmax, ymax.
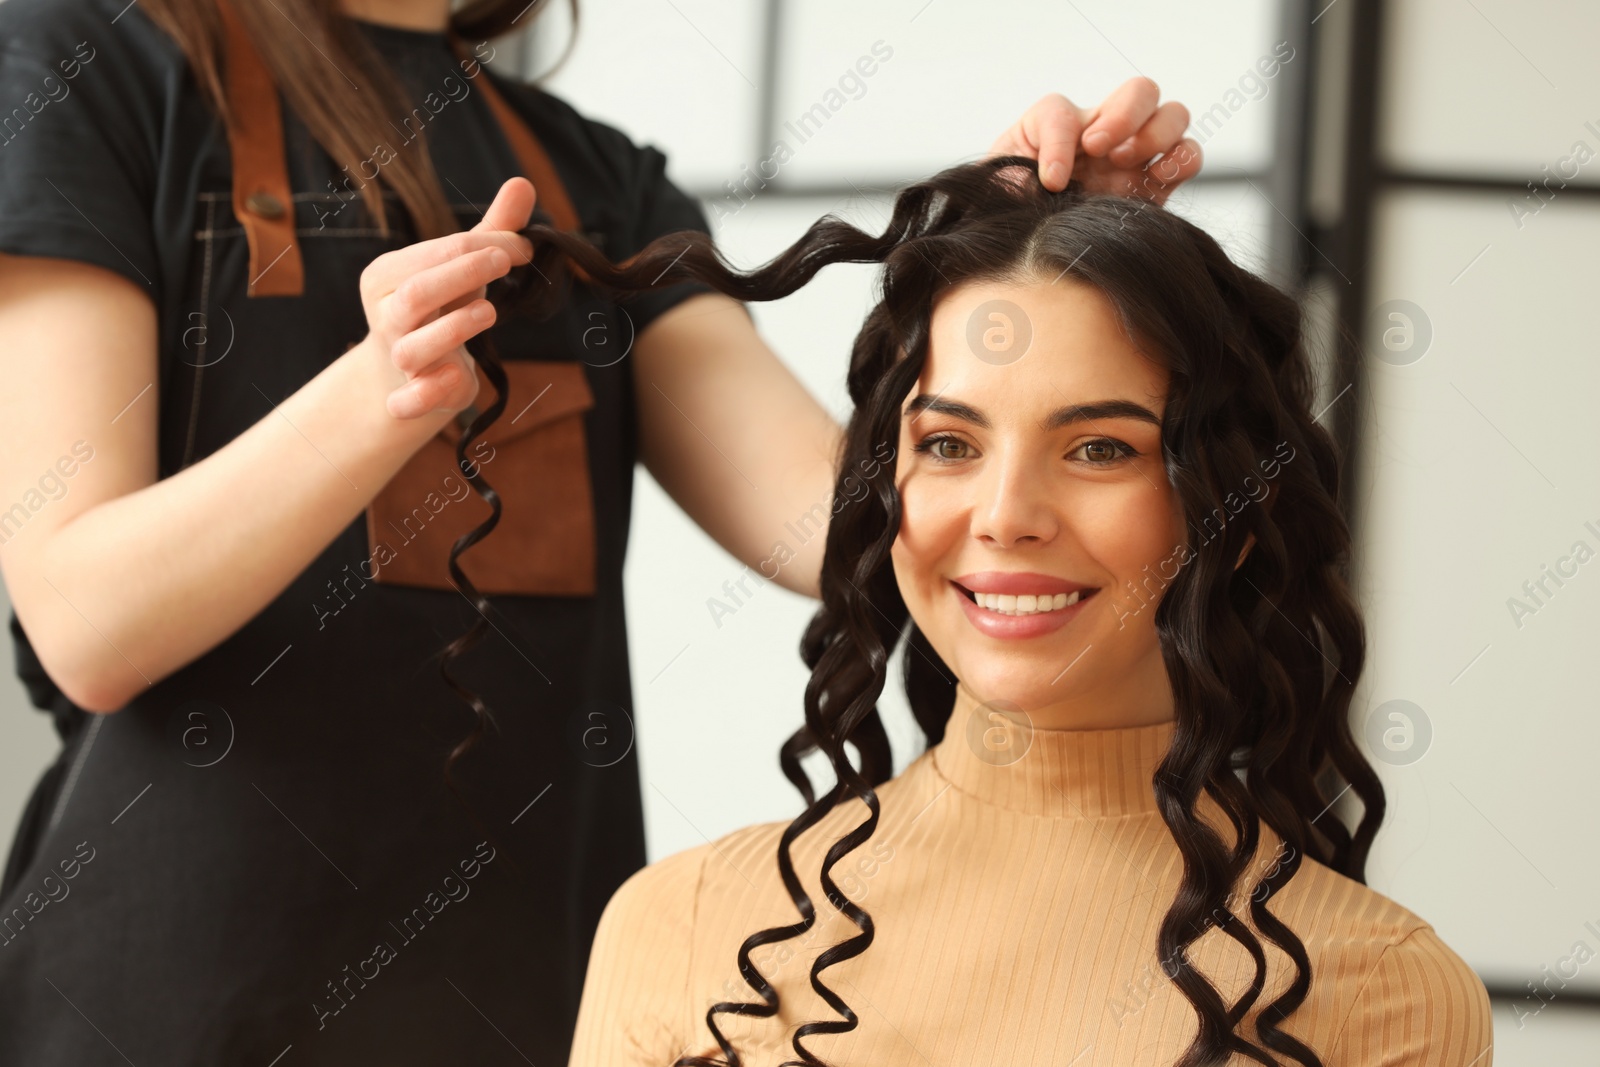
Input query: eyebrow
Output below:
<box><xmin>902</xmin><ymin>394</ymin><xmax>1162</xmax><ymax>431</ymax></box>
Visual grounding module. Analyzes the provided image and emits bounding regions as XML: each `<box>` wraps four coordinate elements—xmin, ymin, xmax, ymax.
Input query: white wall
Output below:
<box><xmin>1351</xmin><ymin>0</ymin><xmax>1600</xmax><ymax>1045</ymax></box>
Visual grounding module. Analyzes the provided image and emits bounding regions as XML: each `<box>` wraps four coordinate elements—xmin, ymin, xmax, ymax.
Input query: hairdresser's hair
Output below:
<box><xmin>479</xmin><ymin>155</ymin><xmax>1379</xmax><ymax>1067</ymax></box>
<box><xmin>143</xmin><ymin>0</ymin><xmax>578</xmax><ymax>245</ymax></box>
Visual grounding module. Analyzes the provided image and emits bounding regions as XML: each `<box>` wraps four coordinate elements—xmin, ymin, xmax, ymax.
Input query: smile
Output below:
<box><xmin>967</xmin><ymin>589</ymin><xmax>1084</xmax><ymax>615</ymax></box>
<box><xmin>949</xmin><ymin>578</ymin><xmax>1099</xmax><ymax>639</ymax></box>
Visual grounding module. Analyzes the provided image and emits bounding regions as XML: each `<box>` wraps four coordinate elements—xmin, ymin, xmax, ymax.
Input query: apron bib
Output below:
<box><xmin>216</xmin><ymin>0</ymin><xmax>598</xmax><ymax>597</ymax></box>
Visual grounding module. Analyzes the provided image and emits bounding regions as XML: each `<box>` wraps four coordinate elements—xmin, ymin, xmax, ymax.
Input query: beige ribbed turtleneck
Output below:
<box><xmin>568</xmin><ymin>700</ymin><xmax>1492</xmax><ymax>1065</ymax></box>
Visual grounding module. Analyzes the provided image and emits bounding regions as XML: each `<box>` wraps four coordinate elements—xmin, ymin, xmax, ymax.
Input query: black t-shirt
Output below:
<box><xmin>0</xmin><ymin>0</ymin><xmax>714</xmax><ymax>1062</ymax></box>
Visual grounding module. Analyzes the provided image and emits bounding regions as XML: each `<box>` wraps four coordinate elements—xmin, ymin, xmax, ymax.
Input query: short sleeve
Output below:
<box><xmin>1326</xmin><ymin>926</ymin><xmax>1494</xmax><ymax>1066</ymax></box>
<box><xmin>0</xmin><ymin>0</ymin><xmax>164</xmax><ymax>302</ymax></box>
<box><xmin>568</xmin><ymin>841</ymin><xmax>708</xmax><ymax>1067</ymax></box>
<box><xmin>579</xmin><ymin>117</ymin><xmax>728</xmax><ymax>334</ymax></box>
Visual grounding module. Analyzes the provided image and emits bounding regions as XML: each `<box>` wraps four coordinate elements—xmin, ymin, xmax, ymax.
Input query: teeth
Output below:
<box><xmin>972</xmin><ymin>589</ymin><xmax>1084</xmax><ymax>615</ymax></box>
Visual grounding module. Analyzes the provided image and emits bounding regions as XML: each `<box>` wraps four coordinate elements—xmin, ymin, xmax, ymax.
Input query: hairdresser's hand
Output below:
<box><xmin>990</xmin><ymin>79</ymin><xmax>1202</xmax><ymax>205</ymax></box>
<box><xmin>354</xmin><ymin>177</ymin><xmax>537</xmax><ymax>420</ymax></box>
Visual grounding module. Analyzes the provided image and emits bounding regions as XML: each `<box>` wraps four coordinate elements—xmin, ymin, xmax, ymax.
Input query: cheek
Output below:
<box><xmin>1074</xmin><ymin>481</ymin><xmax>1184</xmax><ymax>577</ymax></box>
<box><xmin>890</xmin><ymin>473</ymin><xmax>963</xmax><ymax>600</ymax></box>
<box><xmin>889</xmin><ymin>483</ymin><xmax>932</xmax><ymax>594</ymax></box>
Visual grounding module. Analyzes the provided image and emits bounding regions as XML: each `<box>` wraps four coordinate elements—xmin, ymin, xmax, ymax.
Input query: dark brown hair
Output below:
<box><xmin>484</xmin><ymin>154</ymin><xmax>1380</xmax><ymax>1067</ymax></box>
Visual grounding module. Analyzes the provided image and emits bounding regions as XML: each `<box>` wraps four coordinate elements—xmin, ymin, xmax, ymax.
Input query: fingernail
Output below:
<box><xmin>1044</xmin><ymin>161</ymin><xmax>1065</xmax><ymax>188</ymax></box>
<box><xmin>471</xmin><ymin>302</ymin><xmax>493</xmax><ymax>322</ymax></box>
<box><xmin>1083</xmin><ymin>129</ymin><xmax>1111</xmax><ymax>154</ymax></box>
<box><xmin>488</xmin><ymin>248</ymin><xmax>509</xmax><ymax>271</ymax></box>
<box><xmin>1112</xmin><ymin>138</ymin><xmax>1138</xmax><ymax>161</ymax></box>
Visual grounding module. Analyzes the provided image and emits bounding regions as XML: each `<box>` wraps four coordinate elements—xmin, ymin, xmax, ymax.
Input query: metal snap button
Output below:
<box><xmin>245</xmin><ymin>192</ymin><xmax>286</xmax><ymax>219</ymax></box>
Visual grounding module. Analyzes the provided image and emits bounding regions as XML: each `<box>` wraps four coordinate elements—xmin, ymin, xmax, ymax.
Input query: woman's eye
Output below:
<box><xmin>1074</xmin><ymin>438</ymin><xmax>1137</xmax><ymax>465</ymax></box>
<box><xmin>912</xmin><ymin>434</ymin><xmax>1137</xmax><ymax>466</ymax></box>
<box><xmin>913</xmin><ymin>434</ymin><xmax>971</xmax><ymax>462</ymax></box>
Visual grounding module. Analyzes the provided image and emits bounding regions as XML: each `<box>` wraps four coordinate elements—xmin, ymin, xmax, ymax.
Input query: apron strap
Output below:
<box><xmin>448</xmin><ymin>35</ymin><xmax>581</xmax><ymax>234</ymax></box>
<box><xmin>217</xmin><ymin>0</ymin><xmax>304</xmax><ymax>297</ymax></box>
<box><xmin>214</xmin><ymin>0</ymin><xmax>580</xmax><ymax>299</ymax></box>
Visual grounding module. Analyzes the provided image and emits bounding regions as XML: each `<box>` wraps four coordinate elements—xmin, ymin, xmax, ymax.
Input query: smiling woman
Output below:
<box><xmin>500</xmin><ymin>154</ymin><xmax>1493</xmax><ymax>1067</ymax></box>
<box><xmin>887</xmin><ymin>276</ymin><xmax>1186</xmax><ymax>728</ymax></box>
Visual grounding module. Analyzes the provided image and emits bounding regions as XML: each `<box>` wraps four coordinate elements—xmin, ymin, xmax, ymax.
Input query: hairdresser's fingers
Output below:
<box><xmin>361</xmin><ymin>229</ymin><xmax>533</xmax><ymax>302</ymax></box>
<box><xmin>1079</xmin><ymin>76</ymin><xmax>1162</xmax><ymax>159</ymax></box>
<box><xmin>1107</xmin><ymin>99</ymin><xmax>1191</xmax><ymax>170</ymax></box>
<box><xmin>1145</xmin><ymin>137</ymin><xmax>1205</xmax><ymax>202</ymax></box>
<box><xmin>434</xmin><ymin>177</ymin><xmax>541</xmax><ymax>318</ymax></box>
<box><xmin>989</xmin><ymin>92</ymin><xmax>1090</xmax><ymax>191</ymax></box>
<box><xmin>1084</xmin><ymin>137</ymin><xmax>1206</xmax><ymax>204</ymax></box>
<box><xmin>389</xmin><ymin>299</ymin><xmax>498</xmax><ymax>379</ymax></box>
<box><xmin>379</xmin><ymin>245</ymin><xmax>517</xmax><ymax>337</ymax></box>
<box><xmin>472</xmin><ymin>177</ymin><xmax>537</xmax><ymax>265</ymax></box>
<box><xmin>1069</xmin><ymin>131</ymin><xmax>1204</xmax><ymax>203</ymax></box>
<box><xmin>386</xmin><ymin>352</ymin><xmax>481</xmax><ymax>420</ymax></box>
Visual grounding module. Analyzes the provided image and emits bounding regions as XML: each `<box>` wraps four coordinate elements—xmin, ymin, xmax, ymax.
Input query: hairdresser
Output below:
<box><xmin>0</xmin><ymin>0</ymin><xmax>1201</xmax><ymax>1060</ymax></box>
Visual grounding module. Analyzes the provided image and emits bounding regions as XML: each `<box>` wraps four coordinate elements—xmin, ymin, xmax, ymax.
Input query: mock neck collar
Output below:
<box><xmin>350</xmin><ymin>16</ymin><xmax>451</xmax><ymax>44</ymax></box>
<box><xmin>929</xmin><ymin>694</ymin><xmax>1177</xmax><ymax>818</ymax></box>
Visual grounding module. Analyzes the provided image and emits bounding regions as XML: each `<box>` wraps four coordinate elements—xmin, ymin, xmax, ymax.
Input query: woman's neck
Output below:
<box><xmin>337</xmin><ymin>0</ymin><xmax>453</xmax><ymax>32</ymax></box>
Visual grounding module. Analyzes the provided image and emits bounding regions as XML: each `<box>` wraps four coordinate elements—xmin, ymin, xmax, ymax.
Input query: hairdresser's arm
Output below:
<box><xmin>992</xmin><ymin>78</ymin><xmax>1203</xmax><ymax>200</ymax></box>
<box><xmin>633</xmin><ymin>292</ymin><xmax>839</xmax><ymax>601</ymax></box>
<box><xmin>0</xmin><ymin>199</ymin><xmax>531</xmax><ymax>713</ymax></box>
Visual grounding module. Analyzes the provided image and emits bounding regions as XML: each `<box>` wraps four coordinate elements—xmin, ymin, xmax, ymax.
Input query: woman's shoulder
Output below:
<box><xmin>1272</xmin><ymin>847</ymin><xmax>1468</xmax><ymax>953</ymax></box>
<box><xmin>478</xmin><ymin>69</ymin><xmax>697</xmax><ymax>220</ymax></box>
<box><xmin>577</xmin><ymin>830</ymin><xmax>778</xmax><ymax>1064</ymax></box>
<box><xmin>606</xmin><ymin>817</ymin><xmax>792</xmax><ymax>920</ymax></box>
<box><xmin>1264</xmin><ymin>852</ymin><xmax>1493</xmax><ymax>1061</ymax></box>
<box><xmin>0</xmin><ymin>0</ymin><xmax>94</xmax><ymax>34</ymax></box>
<box><xmin>0</xmin><ymin>0</ymin><xmax>181</xmax><ymax>64</ymax></box>
<box><xmin>619</xmin><ymin>766</ymin><xmax>936</xmax><ymax>921</ymax></box>
<box><xmin>590</xmin><ymin>827</ymin><xmax>752</xmax><ymax>946</ymax></box>
<box><xmin>481</xmin><ymin>73</ymin><xmax>653</xmax><ymax>166</ymax></box>
<box><xmin>0</xmin><ymin>0</ymin><xmax>183</xmax><ymax>289</ymax></box>
<box><xmin>0</xmin><ymin>0</ymin><xmax>186</xmax><ymax>148</ymax></box>
<box><xmin>1322</xmin><ymin>916</ymin><xmax>1493</xmax><ymax>1063</ymax></box>
<box><xmin>604</xmin><ymin>834</ymin><xmax>722</xmax><ymax>916</ymax></box>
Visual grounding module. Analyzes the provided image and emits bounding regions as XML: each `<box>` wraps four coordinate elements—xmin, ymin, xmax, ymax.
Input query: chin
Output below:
<box><xmin>949</xmin><ymin>646</ymin><xmax>1090</xmax><ymax>712</ymax></box>
<box><xmin>961</xmin><ymin>676</ymin><xmax>1057</xmax><ymax>714</ymax></box>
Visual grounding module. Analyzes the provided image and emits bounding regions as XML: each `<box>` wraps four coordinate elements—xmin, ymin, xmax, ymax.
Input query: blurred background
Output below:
<box><xmin>3</xmin><ymin>0</ymin><xmax>1596</xmax><ymax>1059</ymax></box>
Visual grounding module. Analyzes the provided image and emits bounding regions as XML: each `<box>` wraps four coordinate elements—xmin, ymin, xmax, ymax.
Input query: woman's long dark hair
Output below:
<box><xmin>463</xmin><ymin>154</ymin><xmax>1381</xmax><ymax>1067</ymax></box>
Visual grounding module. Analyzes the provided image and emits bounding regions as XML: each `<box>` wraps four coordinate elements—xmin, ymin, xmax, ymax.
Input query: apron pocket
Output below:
<box><xmin>365</xmin><ymin>359</ymin><xmax>598</xmax><ymax>597</ymax></box>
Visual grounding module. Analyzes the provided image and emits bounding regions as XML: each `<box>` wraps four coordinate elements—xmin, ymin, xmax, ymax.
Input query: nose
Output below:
<box><xmin>968</xmin><ymin>449</ymin><xmax>1060</xmax><ymax>549</ymax></box>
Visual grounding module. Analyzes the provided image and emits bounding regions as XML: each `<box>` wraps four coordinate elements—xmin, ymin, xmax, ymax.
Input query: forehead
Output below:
<box><xmin>917</xmin><ymin>276</ymin><xmax>1168</xmax><ymax>417</ymax></box>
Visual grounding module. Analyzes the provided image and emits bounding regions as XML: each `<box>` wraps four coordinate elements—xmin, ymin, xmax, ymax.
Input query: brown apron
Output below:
<box><xmin>215</xmin><ymin>0</ymin><xmax>598</xmax><ymax>597</ymax></box>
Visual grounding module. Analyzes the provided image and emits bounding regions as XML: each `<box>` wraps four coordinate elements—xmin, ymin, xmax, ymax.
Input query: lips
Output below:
<box><xmin>952</xmin><ymin>571</ymin><xmax>1098</xmax><ymax>597</ymax></box>
<box><xmin>949</xmin><ymin>573</ymin><xmax>1100</xmax><ymax>640</ymax></box>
